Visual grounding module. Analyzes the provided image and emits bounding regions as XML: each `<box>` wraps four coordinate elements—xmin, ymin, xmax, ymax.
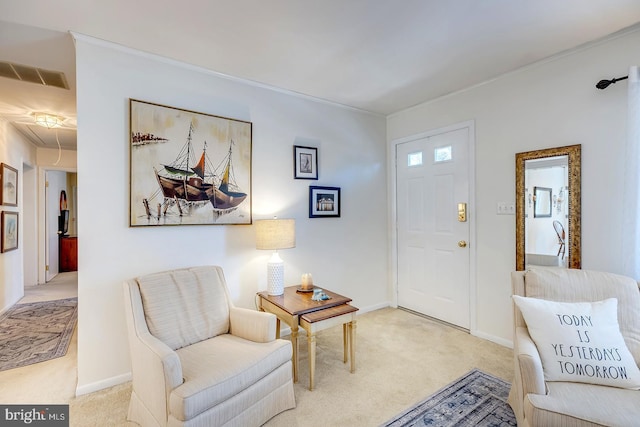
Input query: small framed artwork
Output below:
<box><xmin>533</xmin><ymin>186</ymin><xmax>552</xmax><ymax>218</ymax></box>
<box><xmin>294</xmin><ymin>145</ymin><xmax>318</xmax><ymax>180</ymax></box>
<box><xmin>1</xmin><ymin>211</ymin><xmax>18</xmax><ymax>252</ymax></box>
<box><xmin>1</xmin><ymin>163</ymin><xmax>18</xmax><ymax>207</ymax></box>
<box><xmin>309</xmin><ymin>186</ymin><xmax>340</xmax><ymax>218</ymax></box>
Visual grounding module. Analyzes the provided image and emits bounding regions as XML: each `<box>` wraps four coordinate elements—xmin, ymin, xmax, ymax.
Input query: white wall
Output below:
<box><xmin>22</xmin><ymin>163</ymin><xmax>37</xmax><ymax>286</ymax></box>
<box><xmin>74</xmin><ymin>35</ymin><xmax>388</xmax><ymax>393</ymax></box>
<box><xmin>388</xmin><ymin>28</ymin><xmax>640</xmax><ymax>344</ymax></box>
<box><xmin>0</xmin><ymin>119</ymin><xmax>37</xmax><ymax>312</ymax></box>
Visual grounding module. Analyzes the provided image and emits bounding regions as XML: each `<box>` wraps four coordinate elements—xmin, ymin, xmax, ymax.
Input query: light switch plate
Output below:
<box><xmin>497</xmin><ymin>202</ymin><xmax>515</xmax><ymax>215</ymax></box>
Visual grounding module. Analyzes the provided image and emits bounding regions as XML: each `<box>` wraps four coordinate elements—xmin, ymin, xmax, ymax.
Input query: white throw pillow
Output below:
<box><xmin>513</xmin><ymin>295</ymin><xmax>640</xmax><ymax>389</ymax></box>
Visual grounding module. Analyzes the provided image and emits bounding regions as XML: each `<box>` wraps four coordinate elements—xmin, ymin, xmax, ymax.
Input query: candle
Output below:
<box><xmin>301</xmin><ymin>273</ymin><xmax>313</xmax><ymax>290</ymax></box>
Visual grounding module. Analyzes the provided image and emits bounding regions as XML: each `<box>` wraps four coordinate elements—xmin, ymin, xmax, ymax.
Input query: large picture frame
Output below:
<box><xmin>1</xmin><ymin>163</ymin><xmax>18</xmax><ymax>207</ymax></box>
<box><xmin>293</xmin><ymin>145</ymin><xmax>318</xmax><ymax>180</ymax></box>
<box><xmin>1</xmin><ymin>211</ymin><xmax>18</xmax><ymax>252</ymax></box>
<box><xmin>309</xmin><ymin>186</ymin><xmax>340</xmax><ymax>218</ymax></box>
<box><xmin>129</xmin><ymin>99</ymin><xmax>252</xmax><ymax>226</ymax></box>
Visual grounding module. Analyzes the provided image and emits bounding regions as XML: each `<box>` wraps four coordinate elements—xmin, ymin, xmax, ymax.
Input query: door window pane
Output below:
<box><xmin>434</xmin><ymin>146</ymin><xmax>452</xmax><ymax>162</ymax></box>
<box><xmin>408</xmin><ymin>151</ymin><xmax>423</xmax><ymax>167</ymax></box>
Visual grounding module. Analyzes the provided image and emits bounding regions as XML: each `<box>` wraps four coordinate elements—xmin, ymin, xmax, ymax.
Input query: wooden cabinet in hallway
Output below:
<box><xmin>59</xmin><ymin>236</ymin><xmax>77</xmax><ymax>272</ymax></box>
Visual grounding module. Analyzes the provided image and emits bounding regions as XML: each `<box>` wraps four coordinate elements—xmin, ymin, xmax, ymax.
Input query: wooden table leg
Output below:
<box><xmin>275</xmin><ymin>318</ymin><xmax>281</xmax><ymax>339</ymax></box>
<box><xmin>308</xmin><ymin>333</ymin><xmax>317</xmax><ymax>391</ymax></box>
<box><xmin>291</xmin><ymin>324</ymin><xmax>299</xmax><ymax>383</ymax></box>
<box><xmin>350</xmin><ymin>320</ymin><xmax>356</xmax><ymax>373</ymax></box>
<box><xmin>343</xmin><ymin>323</ymin><xmax>348</xmax><ymax>363</ymax></box>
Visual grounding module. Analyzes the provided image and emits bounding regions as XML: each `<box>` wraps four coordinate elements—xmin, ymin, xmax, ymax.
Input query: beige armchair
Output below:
<box><xmin>509</xmin><ymin>268</ymin><xmax>640</xmax><ymax>426</ymax></box>
<box><xmin>123</xmin><ymin>266</ymin><xmax>295</xmax><ymax>427</ymax></box>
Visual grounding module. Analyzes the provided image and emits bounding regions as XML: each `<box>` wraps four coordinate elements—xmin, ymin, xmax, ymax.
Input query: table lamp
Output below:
<box><xmin>255</xmin><ymin>218</ymin><xmax>296</xmax><ymax>295</ymax></box>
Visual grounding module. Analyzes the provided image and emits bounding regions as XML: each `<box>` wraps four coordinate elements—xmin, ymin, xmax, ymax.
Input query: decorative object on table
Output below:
<box><xmin>1</xmin><ymin>211</ymin><xmax>18</xmax><ymax>253</ymax></box>
<box><xmin>129</xmin><ymin>99</ymin><xmax>252</xmax><ymax>226</ymax></box>
<box><xmin>255</xmin><ymin>218</ymin><xmax>296</xmax><ymax>295</ymax></box>
<box><xmin>0</xmin><ymin>297</ymin><xmax>78</xmax><ymax>372</ymax></box>
<box><xmin>0</xmin><ymin>163</ymin><xmax>18</xmax><ymax>207</ymax></box>
<box><xmin>293</xmin><ymin>145</ymin><xmax>318</xmax><ymax>179</ymax></box>
<box><xmin>309</xmin><ymin>186</ymin><xmax>340</xmax><ymax>218</ymax></box>
<box><xmin>382</xmin><ymin>369</ymin><xmax>515</xmax><ymax>427</ymax></box>
<box><xmin>298</xmin><ymin>273</ymin><xmax>314</xmax><ymax>292</ymax></box>
<box><xmin>311</xmin><ymin>288</ymin><xmax>331</xmax><ymax>301</ymax></box>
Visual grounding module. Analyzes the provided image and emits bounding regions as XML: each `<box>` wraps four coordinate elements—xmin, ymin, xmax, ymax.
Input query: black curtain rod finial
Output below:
<box><xmin>596</xmin><ymin>75</ymin><xmax>629</xmax><ymax>90</ymax></box>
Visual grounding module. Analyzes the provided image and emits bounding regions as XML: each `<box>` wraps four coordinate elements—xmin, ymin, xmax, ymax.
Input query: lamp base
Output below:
<box><xmin>267</xmin><ymin>253</ymin><xmax>285</xmax><ymax>296</ymax></box>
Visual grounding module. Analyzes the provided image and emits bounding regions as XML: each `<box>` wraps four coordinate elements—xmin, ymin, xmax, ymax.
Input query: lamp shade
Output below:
<box><xmin>255</xmin><ymin>219</ymin><xmax>295</xmax><ymax>250</ymax></box>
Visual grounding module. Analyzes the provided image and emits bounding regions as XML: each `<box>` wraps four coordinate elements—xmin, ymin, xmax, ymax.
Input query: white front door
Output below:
<box><xmin>396</xmin><ymin>126</ymin><xmax>471</xmax><ymax>329</ymax></box>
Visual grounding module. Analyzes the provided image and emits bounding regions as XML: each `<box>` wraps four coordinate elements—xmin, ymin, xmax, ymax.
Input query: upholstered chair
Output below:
<box><xmin>509</xmin><ymin>268</ymin><xmax>640</xmax><ymax>426</ymax></box>
<box><xmin>123</xmin><ymin>266</ymin><xmax>295</xmax><ymax>427</ymax></box>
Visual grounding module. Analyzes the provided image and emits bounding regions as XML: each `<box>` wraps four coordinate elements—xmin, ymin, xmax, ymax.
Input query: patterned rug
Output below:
<box><xmin>382</xmin><ymin>369</ymin><xmax>516</xmax><ymax>426</ymax></box>
<box><xmin>0</xmin><ymin>298</ymin><xmax>78</xmax><ymax>372</ymax></box>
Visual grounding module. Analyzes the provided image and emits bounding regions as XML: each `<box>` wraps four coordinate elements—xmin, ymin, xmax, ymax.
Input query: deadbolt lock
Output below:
<box><xmin>457</xmin><ymin>203</ymin><xmax>467</xmax><ymax>222</ymax></box>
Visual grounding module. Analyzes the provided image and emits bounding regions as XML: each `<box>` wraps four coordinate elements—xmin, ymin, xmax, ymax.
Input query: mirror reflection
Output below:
<box><xmin>516</xmin><ymin>145</ymin><xmax>581</xmax><ymax>270</ymax></box>
<box><xmin>527</xmin><ymin>159</ymin><xmax>567</xmax><ymax>265</ymax></box>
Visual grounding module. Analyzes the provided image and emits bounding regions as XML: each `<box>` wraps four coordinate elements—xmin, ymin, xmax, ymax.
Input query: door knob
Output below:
<box><xmin>458</xmin><ymin>240</ymin><xmax>467</xmax><ymax>248</ymax></box>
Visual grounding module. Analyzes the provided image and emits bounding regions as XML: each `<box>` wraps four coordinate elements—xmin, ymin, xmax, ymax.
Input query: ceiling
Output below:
<box><xmin>2</xmin><ymin>0</ymin><xmax>640</xmax><ymax>150</ymax></box>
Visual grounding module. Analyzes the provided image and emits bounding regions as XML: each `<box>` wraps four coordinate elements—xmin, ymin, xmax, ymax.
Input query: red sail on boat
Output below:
<box><xmin>154</xmin><ymin>122</ymin><xmax>247</xmax><ymax>211</ymax></box>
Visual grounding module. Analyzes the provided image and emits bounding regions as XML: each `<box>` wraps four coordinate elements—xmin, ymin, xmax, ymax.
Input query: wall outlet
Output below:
<box><xmin>497</xmin><ymin>202</ymin><xmax>515</xmax><ymax>215</ymax></box>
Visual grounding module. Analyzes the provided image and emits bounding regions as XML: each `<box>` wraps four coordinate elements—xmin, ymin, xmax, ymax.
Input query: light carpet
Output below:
<box><xmin>382</xmin><ymin>368</ymin><xmax>515</xmax><ymax>426</ymax></box>
<box><xmin>0</xmin><ymin>297</ymin><xmax>78</xmax><ymax>372</ymax></box>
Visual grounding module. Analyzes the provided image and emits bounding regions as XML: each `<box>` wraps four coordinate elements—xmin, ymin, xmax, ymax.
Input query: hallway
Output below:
<box><xmin>0</xmin><ymin>272</ymin><xmax>78</xmax><ymax>403</ymax></box>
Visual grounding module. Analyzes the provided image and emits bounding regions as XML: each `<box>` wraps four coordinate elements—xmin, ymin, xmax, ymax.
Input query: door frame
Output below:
<box><xmin>38</xmin><ymin>165</ymin><xmax>77</xmax><ymax>285</ymax></box>
<box><xmin>388</xmin><ymin>120</ymin><xmax>477</xmax><ymax>334</ymax></box>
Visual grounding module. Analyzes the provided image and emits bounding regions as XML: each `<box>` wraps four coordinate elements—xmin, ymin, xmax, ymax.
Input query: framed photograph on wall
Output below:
<box><xmin>1</xmin><ymin>163</ymin><xmax>18</xmax><ymax>207</ymax></box>
<box><xmin>533</xmin><ymin>186</ymin><xmax>552</xmax><ymax>218</ymax></box>
<box><xmin>1</xmin><ymin>211</ymin><xmax>18</xmax><ymax>252</ymax></box>
<box><xmin>129</xmin><ymin>99</ymin><xmax>252</xmax><ymax>226</ymax></box>
<box><xmin>294</xmin><ymin>145</ymin><xmax>318</xmax><ymax>180</ymax></box>
<box><xmin>309</xmin><ymin>186</ymin><xmax>340</xmax><ymax>218</ymax></box>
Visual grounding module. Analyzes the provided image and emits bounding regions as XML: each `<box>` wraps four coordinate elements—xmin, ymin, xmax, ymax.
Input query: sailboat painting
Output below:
<box><xmin>129</xmin><ymin>99</ymin><xmax>252</xmax><ymax>226</ymax></box>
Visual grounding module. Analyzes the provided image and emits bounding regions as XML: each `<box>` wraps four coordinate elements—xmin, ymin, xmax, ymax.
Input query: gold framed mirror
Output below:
<box><xmin>515</xmin><ymin>144</ymin><xmax>581</xmax><ymax>270</ymax></box>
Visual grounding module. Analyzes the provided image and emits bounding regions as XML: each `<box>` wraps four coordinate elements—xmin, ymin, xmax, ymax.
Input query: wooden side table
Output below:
<box><xmin>257</xmin><ymin>286</ymin><xmax>358</xmax><ymax>390</ymax></box>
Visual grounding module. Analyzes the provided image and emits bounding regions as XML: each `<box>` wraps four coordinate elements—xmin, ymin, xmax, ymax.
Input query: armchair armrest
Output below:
<box><xmin>132</xmin><ymin>329</ymin><xmax>183</xmax><ymax>390</ymax></box>
<box><xmin>124</xmin><ymin>281</ymin><xmax>183</xmax><ymax>424</ymax></box>
<box><xmin>514</xmin><ymin>326</ymin><xmax>546</xmax><ymax>396</ymax></box>
<box><xmin>229</xmin><ymin>307</ymin><xmax>277</xmax><ymax>343</ymax></box>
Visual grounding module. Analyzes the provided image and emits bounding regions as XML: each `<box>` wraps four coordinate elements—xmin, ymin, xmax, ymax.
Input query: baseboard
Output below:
<box><xmin>359</xmin><ymin>301</ymin><xmax>391</xmax><ymax>314</ymax></box>
<box><xmin>76</xmin><ymin>372</ymin><xmax>132</xmax><ymax>396</ymax></box>
<box><xmin>471</xmin><ymin>330</ymin><xmax>513</xmax><ymax>349</ymax></box>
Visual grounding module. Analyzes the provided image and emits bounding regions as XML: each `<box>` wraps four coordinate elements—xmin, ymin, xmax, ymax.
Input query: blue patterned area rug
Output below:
<box><xmin>382</xmin><ymin>369</ymin><xmax>516</xmax><ymax>427</ymax></box>
<box><xmin>0</xmin><ymin>298</ymin><xmax>78</xmax><ymax>372</ymax></box>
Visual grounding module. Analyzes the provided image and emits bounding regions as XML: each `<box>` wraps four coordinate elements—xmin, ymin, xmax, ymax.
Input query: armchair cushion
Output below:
<box><xmin>513</xmin><ymin>295</ymin><xmax>640</xmax><ymax>389</ymax></box>
<box><xmin>137</xmin><ymin>266</ymin><xmax>230</xmax><ymax>350</ymax></box>
<box><xmin>526</xmin><ymin>381</ymin><xmax>640</xmax><ymax>426</ymax></box>
<box><xmin>170</xmin><ymin>334</ymin><xmax>292</xmax><ymax>421</ymax></box>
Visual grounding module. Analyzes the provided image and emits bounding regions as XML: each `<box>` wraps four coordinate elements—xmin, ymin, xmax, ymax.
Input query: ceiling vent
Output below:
<box><xmin>0</xmin><ymin>61</ymin><xmax>69</xmax><ymax>90</ymax></box>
